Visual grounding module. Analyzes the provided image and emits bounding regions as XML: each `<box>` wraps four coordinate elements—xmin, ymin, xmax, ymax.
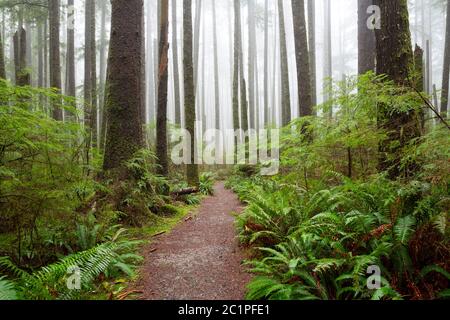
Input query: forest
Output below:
<box><xmin>0</xmin><ymin>0</ymin><xmax>449</xmax><ymax>302</ymax></box>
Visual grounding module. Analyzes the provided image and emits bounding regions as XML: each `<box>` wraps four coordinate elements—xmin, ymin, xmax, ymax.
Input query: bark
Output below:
<box><xmin>0</xmin><ymin>29</ymin><xmax>4</xmax><ymax>80</ymax></box>
<box><xmin>307</xmin><ymin>0</ymin><xmax>316</xmax><ymax>108</ymax></box>
<box><xmin>103</xmin><ymin>0</ymin><xmax>145</xmax><ymax>172</ymax></box>
<box><xmin>263</xmin><ymin>0</ymin><xmax>269</xmax><ymax>125</ymax></box>
<box><xmin>43</xmin><ymin>18</ymin><xmax>48</xmax><ymax>88</ymax></box>
<box><xmin>183</xmin><ymin>0</ymin><xmax>199</xmax><ymax>186</ymax></box>
<box><xmin>193</xmin><ymin>0</ymin><xmax>202</xmax><ymax>88</ymax></box>
<box><xmin>99</xmin><ymin>0</ymin><xmax>108</xmax><ymax>149</ymax></box>
<box><xmin>171</xmin><ymin>0</ymin><xmax>181</xmax><ymax>126</ymax></box>
<box><xmin>237</xmin><ymin>0</ymin><xmax>248</xmax><ymax>133</ymax></box>
<box><xmin>292</xmin><ymin>0</ymin><xmax>313</xmax><ymax>117</ymax></box>
<box><xmin>232</xmin><ymin>0</ymin><xmax>240</xmax><ymax>134</ymax></box>
<box><xmin>441</xmin><ymin>0</ymin><xmax>450</xmax><ymax>118</ymax></box>
<box><xmin>278</xmin><ymin>0</ymin><xmax>291</xmax><ymax>126</ymax></box>
<box><xmin>248</xmin><ymin>0</ymin><xmax>256</xmax><ymax>129</ymax></box>
<box><xmin>156</xmin><ymin>0</ymin><xmax>170</xmax><ymax>176</ymax></box>
<box><xmin>358</xmin><ymin>0</ymin><xmax>376</xmax><ymax>74</ymax></box>
<box><xmin>374</xmin><ymin>0</ymin><xmax>420</xmax><ymax>178</ymax></box>
<box><xmin>37</xmin><ymin>23</ymin><xmax>43</xmax><ymax>88</ymax></box>
<box><xmin>212</xmin><ymin>0</ymin><xmax>220</xmax><ymax>131</ymax></box>
<box><xmin>49</xmin><ymin>0</ymin><xmax>62</xmax><ymax>121</ymax></box>
<box><xmin>323</xmin><ymin>0</ymin><xmax>332</xmax><ymax>112</ymax></box>
<box><xmin>14</xmin><ymin>28</ymin><xmax>30</xmax><ymax>86</ymax></box>
<box><xmin>66</xmin><ymin>0</ymin><xmax>76</xmax><ymax>119</ymax></box>
<box><xmin>146</xmin><ymin>0</ymin><xmax>155</xmax><ymax>124</ymax></box>
<box><xmin>90</xmin><ymin>0</ymin><xmax>98</xmax><ymax>147</ymax></box>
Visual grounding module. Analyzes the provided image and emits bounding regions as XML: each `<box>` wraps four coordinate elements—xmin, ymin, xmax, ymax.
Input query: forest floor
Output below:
<box><xmin>136</xmin><ymin>182</ymin><xmax>252</xmax><ymax>300</ymax></box>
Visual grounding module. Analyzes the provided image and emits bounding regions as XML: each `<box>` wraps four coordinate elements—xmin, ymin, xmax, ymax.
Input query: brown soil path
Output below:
<box><xmin>137</xmin><ymin>182</ymin><xmax>252</xmax><ymax>300</ymax></box>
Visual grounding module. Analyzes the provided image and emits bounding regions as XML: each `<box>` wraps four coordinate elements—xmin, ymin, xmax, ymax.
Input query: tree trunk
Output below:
<box><xmin>374</xmin><ymin>0</ymin><xmax>420</xmax><ymax>178</ymax></box>
<box><xmin>248</xmin><ymin>0</ymin><xmax>256</xmax><ymax>129</ymax></box>
<box><xmin>263</xmin><ymin>0</ymin><xmax>269</xmax><ymax>126</ymax></box>
<box><xmin>0</xmin><ymin>29</ymin><xmax>6</xmax><ymax>80</ymax></box>
<box><xmin>156</xmin><ymin>0</ymin><xmax>170</xmax><ymax>176</ymax></box>
<box><xmin>90</xmin><ymin>0</ymin><xmax>98</xmax><ymax>147</ymax></box>
<box><xmin>238</xmin><ymin>1</ymin><xmax>248</xmax><ymax>134</ymax></box>
<box><xmin>193</xmin><ymin>0</ymin><xmax>202</xmax><ymax>88</ymax></box>
<box><xmin>171</xmin><ymin>0</ymin><xmax>181</xmax><ymax>126</ymax></box>
<box><xmin>99</xmin><ymin>0</ymin><xmax>108</xmax><ymax>149</ymax></box>
<box><xmin>49</xmin><ymin>0</ymin><xmax>62</xmax><ymax>121</ymax></box>
<box><xmin>212</xmin><ymin>0</ymin><xmax>220</xmax><ymax>132</ymax></box>
<box><xmin>358</xmin><ymin>0</ymin><xmax>376</xmax><ymax>74</ymax></box>
<box><xmin>441</xmin><ymin>0</ymin><xmax>450</xmax><ymax>118</ymax></box>
<box><xmin>183</xmin><ymin>0</ymin><xmax>199</xmax><ymax>186</ymax></box>
<box><xmin>307</xmin><ymin>0</ymin><xmax>317</xmax><ymax>108</ymax></box>
<box><xmin>103</xmin><ymin>0</ymin><xmax>145</xmax><ymax>172</ymax></box>
<box><xmin>146</xmin><ymin>0</ymin><xmax>156</xmax><ymax>125</ymax></box>
<box><xmin>292</xmin><ymin>0</ymin><xmax>312</xmax><ymax>117</ymax></box>
<box><xmin>323</xmin><ymin>0</ymin><xmax>332</xmax><ymax>115</ymax></box>
<box><xmin>37</xmin><ymin>23</ymin><xmax>44</xmax><ymax>88</ymax></box>
<box><xmin>66</xmin><ymin>0</ymin><xmax>76</xmax><ymax>119</ymax></box>
<box><xmin>14</xmin><ymin>28</ymin><xmax>30</xmax><ymax>86</ymax></box>
<box><xmin>232</xmin><ymin>0</ymin><xmax>240</xmax><ymax>142</ymax></box>
<box><xmin>278</xmin><ymin>0</ymin><xmax>291</xmax><ymax>126</ymax></box>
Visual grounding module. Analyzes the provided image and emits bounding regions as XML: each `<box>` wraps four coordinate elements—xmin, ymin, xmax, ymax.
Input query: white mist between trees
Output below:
<box><xmin>170</xmin><ymin>121</ymin><xmax>279</xmax><ymax>176</ymax></box>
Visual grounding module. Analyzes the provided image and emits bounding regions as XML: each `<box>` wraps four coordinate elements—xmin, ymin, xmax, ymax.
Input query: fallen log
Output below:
<box><xmin>171</xmin><ymin>187</ymin><xmax>199</xmax><ymax>197</ymax></box>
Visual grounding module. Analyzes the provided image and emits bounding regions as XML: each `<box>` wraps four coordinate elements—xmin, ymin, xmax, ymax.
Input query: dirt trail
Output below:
<box><xmin>137</xmin><ymin>182</ymin><xmax>252</xmax><ymax>300</ymax></box>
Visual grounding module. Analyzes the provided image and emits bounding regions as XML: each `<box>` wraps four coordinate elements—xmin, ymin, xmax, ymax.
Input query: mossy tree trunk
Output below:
<box><xmin>171</xmin><ymin>0</ymin><xmax>181</xmax><ymax>126</ymax></box>
<box><xmin>0</xmin><ymin>30</ymin><xmax>5</xmax><ymax>79</ymax></box>
<box><xmin>441</xmin><ymin>0</ymin><xmax>450</xmax><ymax>118</ymax></box>
<box><xmin>307</xmin><ymin>0</ymin><xmax>317</xmax><ymax>109</ymax></box>
<box><xmin>292</xmin><ymin>0</ymin><xmax>313</xmax><ymax>117</ymax></box>
<box><xmin>14</xmin><ymin>28</ymin><xmax>30</xmax><ymax>86</ymax></box>
<box><xmin>49</xmin><ymin>0</ymin><xmax>62</xmax><ymax>121</ymax></box>
<box><xmin>103</xmin><ymin>0</ymin><xmax>144</xmax><ymax>172</ymax></box>
<box><xmin>278</xmin><ymin>0</ymin><xmax>291</xmax><ymax>126</ymax></box>
<box><xmin>156</xmin><ymin>0</ymin><xmax>170</xmax><ymax>176</ymax></box>
<box><xmin>65</xmin><ymin>0</ymin><xmax>76</xmax><ymax>120</ymax></box>
<box><xmin>183</xmin><ymin>0</ymin><xmax>199</xmax><ymax>186</ymax></box>
<box><xmin>374</xmin><ymin>0</ymin><xmax>421</xmax><ymax>178</ymax></box>
<box><xmin>232</xmin><ymin>0</ymin><xmax>240</xmax><ymax>160</ymax></box>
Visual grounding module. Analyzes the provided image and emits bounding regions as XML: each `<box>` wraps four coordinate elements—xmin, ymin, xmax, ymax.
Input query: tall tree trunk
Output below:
<box><xmin>278</xmin><ymin>0</ymin><xmax>291</xmax><ymax>126</ymax></box>
<box><xmin>358</xmin><ymin>0</ymin><xmax>376</xmax><ymax>74</ymax></box>
<box><xmin>292</xmin><ymin>0</ymin><xmax>312</xmax><ymax>117</ymax></box>
<box><xmin>232</xmin><ymin>0</ymin><xmax>240</xmax><ymax>141</ymax></box>
<box><xmin>49</xmin><ymin>0</ymin><xmax>62</xmax><ymax>120</ymax></box>
<box><xmin>156</xmin><ymin>0</ymin><xmax>170</xmax><ymax>176</ymax></box>
<box><xmin>272</xmin><ymin>0</ymin><xmax>279</xmax><ymax>125</ymax></box>
<box><xmin>441</xmin><ymin>0</ymin><xmax>450</xmax><ymax>118</ymax></box>
<box><xmin>44</xmin><ymin>18</ymin><xmax>48</xmax><ymax>88</ymax></box>
<box><xmin>323</xmin><ymin>0</ymin><xmax>332</xmax><ymax>115</ymax></box>
<box><xmin>0</xmin><ymin>28</ymin><xmax>6</xmax><ymax>80</ymax></box>
<box><xmin>374</xmin><ymin>0</ymin><xmax>420</xmax><ymax>178</ymax></box>
<box><xmin>90</xmin><ymin>0</ymin><xmax>98</xmax><ymax>147</ymax></box>
<box><xmin>193</xmin><ymin>0</ymin><xmax>202</xmax><ymax>88</ymax></box>
<box><xmin>99</xmin><ymin>0</ymin><xmax>108</xmax><ymax>149</ymax></box>
<box><xmin>66</xmin><ymin>0</ymin><xmax>76</xmax><ymax>120</ymax></box>
<box><xmin>263</xmin><ymin>0</ymin><xmax>269</xmax><ymax>126</ymax></box>
<box><xmin>183</xmin><ymin>0</ymin><xmax>199</xmax><ymax>186</ymax></box>
<box><xmin>307</xmin><ymin>0</ymin><xmax>316</xmax><ymax>109</ymax></box>
<box><xmin>37</xmin><ymin>23</ymin><xmax>44</xmax><ymax>88</ymax></box>
<box><xmin>103</xmin><ymin>0</ymin><xmax>145</xmax><ymax>172</ymax></box>
<box><xmin>212</xmin><ymin>0</ymin><xmax>220</xmax><ymax>131</ymax></box>
<box><xmin>84</xmin><ymin>0</ymin><xmax>93</xmax><ymax>128</ymax></box>
<box><xmin>146</xmin><ymin>0</ymin><xmax>156</xmax><ymax>125</ymax></box>
<box><xmin>171</xmin><ymin>0</ymin><xmax>181</xmax><ymax>126</ymax></box>
<box><xmin>238</xmin><ymin>0</ymin><xmax>248</xmax><ymax>134</ymax></box>
<box><xmin>14</xmin><ymin>28</ymin><xmax>30</xmax><ymax>86</ymax></box>
<box><xmin>248</xmin><ymin>0</ymin><xmax>256</xmax><ymax>129</ymax></box>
